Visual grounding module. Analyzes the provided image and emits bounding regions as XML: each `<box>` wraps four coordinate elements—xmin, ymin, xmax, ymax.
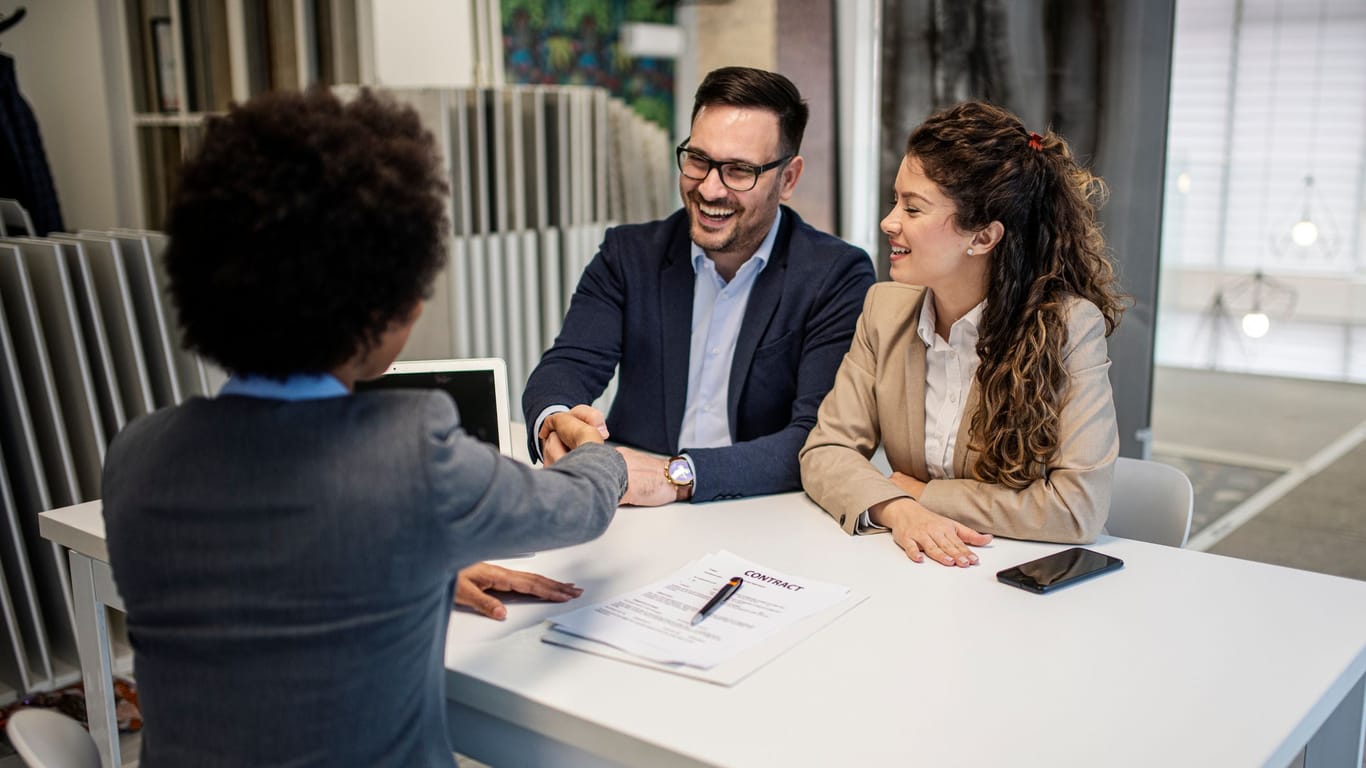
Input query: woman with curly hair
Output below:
<box><xmin>800</xmin><ymin>100</ymin><xmax>1125</xmax><ymax>567</ymax></box>
<box><xmin>101</xmin><ymin>87</ymin><xmax>627</xmax><ymax>766</ymax></box>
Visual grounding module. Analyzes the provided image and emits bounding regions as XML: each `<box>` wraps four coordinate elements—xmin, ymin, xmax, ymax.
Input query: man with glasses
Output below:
<box><xmin>525</xmin><ymin>66</ymin><xmax>874</xmax><ymax>505</ymax></box>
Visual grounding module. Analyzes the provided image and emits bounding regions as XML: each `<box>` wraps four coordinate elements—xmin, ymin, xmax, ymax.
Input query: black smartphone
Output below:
<box><xmin>996</xmin><ymin>547</ymin><xmax>1124</xmax><ymax>594</ymax></box>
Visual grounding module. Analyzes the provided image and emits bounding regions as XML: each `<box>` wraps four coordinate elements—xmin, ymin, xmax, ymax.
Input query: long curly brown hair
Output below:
<box><xmin>906</xmin><ymin>101</ymin><xmax>1126</xmax><ymax>488</ymax></box>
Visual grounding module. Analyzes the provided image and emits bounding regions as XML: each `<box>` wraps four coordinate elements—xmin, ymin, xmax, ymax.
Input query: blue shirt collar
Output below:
<box><xmin>219</xmin><ymin>373</ymin><xmax>349</xmax><ymax>401</ymax></box>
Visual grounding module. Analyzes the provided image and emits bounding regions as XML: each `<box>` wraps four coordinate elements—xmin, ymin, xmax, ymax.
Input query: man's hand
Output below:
<box><xmin>869</xmin><ymin>497</ymin><xmax>993</xmax><ymax>567</ymax></box>
<box><xmin>454</xmin><ymin>562</ymin><xmax>584</xmax><ymax>621</ymax></box>
<box><xmin>539</xmin><ymin>405</ymin><xmax>609</xmax><ymax>466</ymax></box>
<box><xmin>616</xmin><ymin>446</ymin><xmax>690</xmax><ymax>506</ymax></box>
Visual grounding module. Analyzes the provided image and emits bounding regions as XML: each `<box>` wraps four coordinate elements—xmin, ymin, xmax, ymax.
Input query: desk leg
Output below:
<box><xmin>1304</xmin><ymin>673</ymin><xmax>1366</xmax><ymax>768</ymax></box>
<box><xmin>69</xmin><ymin>551</ymin><xmax>121</xmax><ymax>768</ymax></box>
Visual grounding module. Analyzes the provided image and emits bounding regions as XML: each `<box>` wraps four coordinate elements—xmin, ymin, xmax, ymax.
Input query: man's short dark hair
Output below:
<box><xmin>690</xmin><ymin>66</ymin><xmax>809</xmax><ymax>156</ymax></box>
<box><xmin>164</xmin><ymin>87</ymin><xmax>449</xmax><ymax>378</ymax></box>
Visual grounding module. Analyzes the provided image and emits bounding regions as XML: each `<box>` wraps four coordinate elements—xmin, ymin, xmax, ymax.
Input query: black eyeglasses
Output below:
<box><xmin>675</xmin><ymin>139</ymin><xmax>793</xmax><ymax>192</ymax></box>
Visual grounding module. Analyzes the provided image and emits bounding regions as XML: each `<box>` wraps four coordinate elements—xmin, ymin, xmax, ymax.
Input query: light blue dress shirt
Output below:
<box><xmin>219</xmin><ymin>373</ymin><xmax>349</xmax><ymax>401</ymax></box>
<box><xmin>678</xmin><ymin>209</ymin><xmax>781</xmax><ymax>449</ymax></box>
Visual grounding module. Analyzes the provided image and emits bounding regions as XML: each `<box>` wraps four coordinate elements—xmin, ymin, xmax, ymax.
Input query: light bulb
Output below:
<box><xmin>1176</xmin><ymin>172</ymin><xmax>1191</xmax><ymax>194</ymax></box>
<box><xmin>1291</xmin><ymin>218</ymin><xmax>1319</xmax><ymax>246</ymax></box>
<box><xmin>1241</xmin><ymin>311</ymin><xmax>1270</xmax><ymax>339</ymax></box>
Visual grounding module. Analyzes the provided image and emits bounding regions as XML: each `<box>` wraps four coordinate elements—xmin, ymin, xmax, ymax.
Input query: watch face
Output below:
<box><xmin>667</xmin><ymin>458</ymin><xmax>694</xmax><ymax>485</ymax></box>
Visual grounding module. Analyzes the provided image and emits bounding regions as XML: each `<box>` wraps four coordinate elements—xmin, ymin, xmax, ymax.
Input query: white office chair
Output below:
<box><xmin>1106</xmin><ymin>457</ymin><xmax>1194</xmax><ymax>548</ymax></box>
<box><xmin>5</xmin><ymin>708</ymin><xmax>101</xmax><ymax>768</ymax></box>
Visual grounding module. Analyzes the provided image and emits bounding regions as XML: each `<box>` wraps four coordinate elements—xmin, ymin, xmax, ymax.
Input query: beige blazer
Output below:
<box><xmin>799</xmin><ymin>282</ymin><xmax>1118</xmax><ymax>543</ymax></box>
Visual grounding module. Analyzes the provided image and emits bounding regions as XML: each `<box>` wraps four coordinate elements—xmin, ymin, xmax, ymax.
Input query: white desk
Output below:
<box><xmin>39</xmin><ymin>500</ymin><xmax>124</xmax><ymax>768</ymax></box>
<box><xmin>443</xmin><ymin>492</ymin><xmax>1366</xmax><ymax>768</ymax></box>
<box><xmin>41</xmin><ymin>493</ymin><xmax>1366</xmax><ymax>768</ymax></box>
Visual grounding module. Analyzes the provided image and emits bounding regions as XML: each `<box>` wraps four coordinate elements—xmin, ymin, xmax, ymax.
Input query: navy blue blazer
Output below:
<box><xmin>524</xmin><ymin>205</ymin><xmax>875</xmax><ymax>501</ymax></box>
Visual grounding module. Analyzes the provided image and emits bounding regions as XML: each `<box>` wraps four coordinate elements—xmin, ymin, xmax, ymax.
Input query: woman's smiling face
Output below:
<box><xmin>880</xmin><ymin>155</ymin><xmax>978</xmax><ymax>293</ymax></box>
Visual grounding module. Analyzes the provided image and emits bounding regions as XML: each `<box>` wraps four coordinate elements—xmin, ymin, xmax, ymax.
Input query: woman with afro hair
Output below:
<box><xmin>101</xmin><ymin>87</ymin><xmax>627</xmax><ymax>767</ymax></box>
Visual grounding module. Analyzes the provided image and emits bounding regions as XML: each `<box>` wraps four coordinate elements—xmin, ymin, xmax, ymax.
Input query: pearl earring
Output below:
<box><xmin>966</xmin><ymin>247</ymin><xmax>975</xmax><ymax>256</ymax></box>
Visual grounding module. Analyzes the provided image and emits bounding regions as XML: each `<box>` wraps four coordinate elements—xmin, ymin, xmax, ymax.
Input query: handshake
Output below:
<box><xmin>539</xmin><ymin>406</ymin><xmax>692</xmax><ymax>506</ymax></box>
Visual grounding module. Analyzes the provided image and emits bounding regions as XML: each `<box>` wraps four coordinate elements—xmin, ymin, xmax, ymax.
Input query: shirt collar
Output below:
<box><xmin>219</xmin><ymin>373</ymin><xmax>349</xmax><ymax>401</ymax></box>
<box><xmin>690</xmin><ymin>207</ymin><xmax>783</xmax><ymax>276</ymax></box>
<box><xmin>916</xmin><ymin>290</ymin><xmax>986</xmax><ymax>348</ymax></box>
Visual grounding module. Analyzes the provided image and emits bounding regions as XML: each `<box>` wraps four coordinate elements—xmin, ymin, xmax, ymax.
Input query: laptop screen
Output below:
<box><xmin>355</xmin><ymin>359</ymin><xmax>512</xmax><ymax>455</ymax></box>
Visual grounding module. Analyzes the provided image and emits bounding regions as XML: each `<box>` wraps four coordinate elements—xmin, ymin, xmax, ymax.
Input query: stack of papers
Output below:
<box><xmin>542</xmin><ymin>551</ymin><xmax>866</xmax><ymax>685</ymax></box>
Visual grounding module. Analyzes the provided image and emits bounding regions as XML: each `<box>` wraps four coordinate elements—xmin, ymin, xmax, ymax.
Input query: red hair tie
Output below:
<box><xmin>1027</xmin><ymin>132</ymin><xmax>1044</xmax><ymax>151</ymax></box>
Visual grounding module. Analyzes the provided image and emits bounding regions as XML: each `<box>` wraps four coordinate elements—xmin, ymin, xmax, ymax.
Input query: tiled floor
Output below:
<box><xmin>1151</xmin><ymin>365</ymin><xmax>1366</xmax><ymax>582</ymax></box>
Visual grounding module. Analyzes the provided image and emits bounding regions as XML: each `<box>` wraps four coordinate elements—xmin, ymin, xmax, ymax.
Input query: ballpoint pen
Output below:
<box><xmin>691</xmin><ymin>576</ymin><xmax>743</xmax><ymax>626</ymax></box>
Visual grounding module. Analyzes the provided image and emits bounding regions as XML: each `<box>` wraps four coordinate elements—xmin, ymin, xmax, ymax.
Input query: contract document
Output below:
<box><xmin>544</xmin><ymin>550</ymin><xmax>862</xmax><ymax>678</ymax></box>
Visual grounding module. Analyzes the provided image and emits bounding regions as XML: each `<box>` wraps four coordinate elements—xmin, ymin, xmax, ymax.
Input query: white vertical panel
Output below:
<box><xmin>293</xmin><ymin>0</ymin><xmax>317</xmax><ymax>87</ymax></box>
<box><xmin>485</xmin><ymin>235</ymin><xmax>506</xmax><ymax>365</ymax></box>
<box><xmin>605</xmin><ymin>102</ymin><xmax>626</xmax><ymax>223</ymax></box>
<box><xmin>201</xmin><ymin>360</ymin><xmax>229</xmax><ymax>395</ymax></box>
<box><xmin>449</xmin><ymin>89</ymin><xmax>474</xmax><ymax>237</ymax></box>
<box><xmin>467</xmin><ymin>235</ymin><xmax>489</xmax><ymax>357</ymax></box>
<box><xmin>0</xmin><ymin>245</ymin><xmax>82</xmax><ymax>510</ymax></box>
<box><xmin>0</xmin><ymin>201</ymin><xmax>35</xmax><ymax>237</ymax></box>
<box><xmin>0</xmin><ymin>245</ymin><xmax>78</xmax><ymax>654</ymax></box>
<box><xmin>593</xmin><ymin>89</ymin><xmax>609</xmax><ymax>223</ymax></box>
<box><xmin>519</xmin><ymin>229</ymin><xmax>542</xmax><ymax>372</ymax></box>
<box><xmin>506</xmin><ymin>90</ymin><xmax>527</xmax><ymax>232</ymax></box>
<box><xmin>225</xmin><ymin>0</ymin><xmax>251</xmax><ymax>102</ymax></box>
<box><xmin>7</xmin><ymin>239</ymin><xmax>106</xmax><ymax>500</ymax></box>
<box><xmin>570</xmin><ymin>90</ymin><xmax>588</xmax><ymax>227</ymax></box>
<box><xmin>97</xmin><ymin>232</ymin><xmax>182</xmax><ymax>408</ymax></box>
<box><xmin>135</xmin><ymin>230</ymin><xmax>210</xmax><ymax>398</ymax></box>
<box><xmin>555</xmin><ymin>90</ymin><xmax>572</xmax><ymax>228</ymax></box>
<box><xmin>490</xmin><ymin>88</ymin><xmax>509</xmax><ymax>233</ymax></box>
<box><xmin>501</xmin><ymin>233</ymin><xmax>524</xmax><ymax>396</ymax></box>
<box><xmin>448</xmin><ymin>236</ymin><xmax>472</xmax><ymax>357</ymax></box>
<box><xmin>835</xmin><ymin>0</ymin><xmax>882</xmax><ymax>257</ymax></box>
<box><xmin>55</xmin><ymin>234</ymin><xmax>155</xmax><ymax>420</ymax></box>
<box><xmin>0</xmin><ymin>454</ymin><xmax>42</xmax><ymax>694</ymax></box>
<box><xmin>540</xmin><ymin>227</ymin><xmax>563</xmax><ymax>345</ymax></box>
<box><xmin>529</xmin><ymin>88</ymin><xmax>549</xmax><ymax>231</ymax></box>
<box><xmin>472</xmin><ymin>88</ymin><xmax>492</xmax><ymax>234</ymax></box>
<box><xmin>51</xmin><ymin>239</ymin><xmax>126</xmax><ymax>438</ymax></box>
<box><xmin>0</xmin><ymin>418</ymin><xmax>53</xmax><ymax>688</ymax></box>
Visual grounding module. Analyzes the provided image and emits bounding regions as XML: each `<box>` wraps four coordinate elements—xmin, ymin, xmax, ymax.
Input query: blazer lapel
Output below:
<box><xmin>898</xmin><ymin>287</ymin><xmax>930</xmax><ymax>480</ymax></box>
<box><xmin>726</xmin><ymin>209</ymin><xmax>793</xmax><ymax>439</ymax></box>
<box><xmin>660</xmin><ymin>236</ymin><xmax>695</xmax><ymax>451</ymax></box>
<box><xmin>905</xmin><ymin>329</ymin><xmax>929</xmax><ymax>481</ymax></box>
<box><xmin>727</xmin><ymin>264</ymin><xmax>783</xmax><ymax>439</ymax></box>
<box><xmin>954</xmin><ymin>380</ymin><xmax>981</xmax><ymax>479</ymax></box>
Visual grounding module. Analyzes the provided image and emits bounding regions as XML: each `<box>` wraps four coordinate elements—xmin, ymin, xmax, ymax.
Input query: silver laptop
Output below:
<box><xmin>356</xmin><ymin>358</ymin><xmax>513</xmax><ymax>456</ymax></box>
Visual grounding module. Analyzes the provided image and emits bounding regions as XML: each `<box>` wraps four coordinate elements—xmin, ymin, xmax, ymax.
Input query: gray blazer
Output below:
<box><xmin>103</xmin><ymin>389</ymin><xmax>626</xmax><ymax>767</ymax></box>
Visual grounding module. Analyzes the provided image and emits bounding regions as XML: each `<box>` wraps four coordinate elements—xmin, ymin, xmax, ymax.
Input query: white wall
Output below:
<box><xmin>370</xmin><ymin>0</ymin><xmax>481</xmax><ymax>88</ymax></box>
<box><xmin>3</xmin><ymin>0</ymin><xmax>132</xmax><ymax>231</ymax></box>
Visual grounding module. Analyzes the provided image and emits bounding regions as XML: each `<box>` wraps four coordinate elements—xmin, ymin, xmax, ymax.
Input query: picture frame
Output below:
<box><xmin>150</xmin><ymin>17</ymin><xmax>179</xmax><ymax>112</ymax></box>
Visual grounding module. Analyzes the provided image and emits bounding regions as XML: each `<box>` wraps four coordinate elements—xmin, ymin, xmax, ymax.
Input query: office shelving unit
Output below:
<box><xmin>120</xmin><ymin>0</ymin><xmax>363</xmax><ymax>230</ymax></box>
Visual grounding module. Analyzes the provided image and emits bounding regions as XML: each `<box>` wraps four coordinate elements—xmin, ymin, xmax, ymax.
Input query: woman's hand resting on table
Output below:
<box><xmin>869</xmin><ymin>480</ymin><xmax>992</xmax><ymax>566</ymax></box>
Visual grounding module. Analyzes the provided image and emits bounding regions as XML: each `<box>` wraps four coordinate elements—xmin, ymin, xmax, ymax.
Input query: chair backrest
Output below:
<box><xmin>1107</xmin><ymin>457</ymin><xmax>1194</xmax><ymax>548</ymax></box>
<box><xmin>5</xmin><ymin>708</ymin><xmax>101</xmax><ymax>768</ymax></box>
